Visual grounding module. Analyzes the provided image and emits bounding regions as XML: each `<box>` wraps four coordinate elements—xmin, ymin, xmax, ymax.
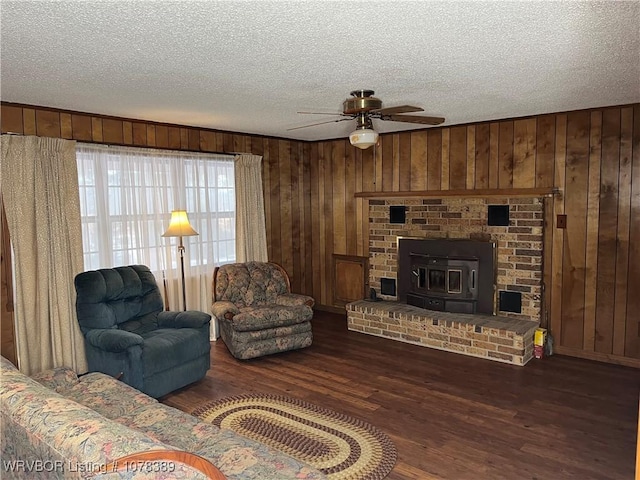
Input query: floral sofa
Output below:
<box><xmin>211</xmin><ymin>262</ymin><xmax>315</xmax><ymax>360</ymax></box>
<box><xmin>1</xmin><ymin>356</ymin><xmax>324</xmax><ymax>479</ymax></box>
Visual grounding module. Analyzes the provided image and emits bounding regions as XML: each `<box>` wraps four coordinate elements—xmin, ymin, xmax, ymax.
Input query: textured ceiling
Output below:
<box><xmin>1</xmin><ymin>1</ymin><xmax>639</xmax><ymax>142</ymax></box>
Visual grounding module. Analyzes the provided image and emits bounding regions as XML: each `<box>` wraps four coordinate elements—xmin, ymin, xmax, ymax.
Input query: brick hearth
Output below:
<box><xmin>347</xmin><ymin>300</ymin><xmax>537</xmax><ymax>366</ymax></box>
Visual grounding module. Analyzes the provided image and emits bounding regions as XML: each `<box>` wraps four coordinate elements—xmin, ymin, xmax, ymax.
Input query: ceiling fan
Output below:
<box><xmin>290</xmin><ymin>89</ymin><xmax>445</xmax><ymax>149</ymax></box>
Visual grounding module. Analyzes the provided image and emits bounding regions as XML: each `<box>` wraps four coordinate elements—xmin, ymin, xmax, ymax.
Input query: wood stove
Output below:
<box><xmin>398</xmin><ymin>238</ymin><xmax>496</xmax><ymax>314</ymax></box>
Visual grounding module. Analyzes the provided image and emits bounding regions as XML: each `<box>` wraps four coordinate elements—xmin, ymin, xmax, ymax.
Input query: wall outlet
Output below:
<box><xmin>557</xmin><ymin>214</ymin><xmax>567</xmax><ymax>229</ymax></box>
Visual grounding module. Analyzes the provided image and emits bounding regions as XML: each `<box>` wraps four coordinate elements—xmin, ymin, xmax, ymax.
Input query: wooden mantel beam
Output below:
<box><xmin>354</xmin><ymin>187</ymin><xmax>560</xmax><ymax>199</ymax></box>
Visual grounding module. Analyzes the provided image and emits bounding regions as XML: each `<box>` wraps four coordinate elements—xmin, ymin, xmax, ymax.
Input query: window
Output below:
<box><xmin>76</xmin><ymin>143</ymin><xmax>235</xmax><ymax>313</ymax></box>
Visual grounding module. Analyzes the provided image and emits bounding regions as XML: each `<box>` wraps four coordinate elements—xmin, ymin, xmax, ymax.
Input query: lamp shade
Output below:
<box><xmin>349</xmin><ymin>128</ymin><xmax>379</xmax><ymax>150</ymax></box>
<box><xmin>162</xmin><ymin>210</ymin><xmax>198</xmax><ymax>237</ymax></box>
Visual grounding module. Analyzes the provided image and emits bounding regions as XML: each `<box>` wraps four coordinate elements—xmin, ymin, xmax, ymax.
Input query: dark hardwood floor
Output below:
<box><xmin>161</xmin><ymin>311</ymin><xmax>639</xmax><ymax>480</ymax></box>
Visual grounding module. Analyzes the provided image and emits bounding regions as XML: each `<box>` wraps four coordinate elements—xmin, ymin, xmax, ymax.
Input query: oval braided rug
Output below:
<box><xmin>192</xmin><ymin>394</ymin><xmax>397</xmax><ymax>480</ymax></box>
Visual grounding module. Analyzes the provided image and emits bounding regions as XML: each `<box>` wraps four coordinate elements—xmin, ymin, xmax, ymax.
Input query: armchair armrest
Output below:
<box><xmin>85</xmin><ymin>329</ymin><xmax>143</xmax><ymax>353</ymax></box>
<box><xmin>158</xmin><ymin>311</ymin><xmax>211</xmax><ymax>329</ymax></box>
<box><xmin>211</xmin><ymin>300</ymin><xmax>240</xmax><ymax>320</ymax></box>
<box><xmin>275</xmin><ymin>293</ymin><xmax>315</xmax><ymax>308</ymax></box>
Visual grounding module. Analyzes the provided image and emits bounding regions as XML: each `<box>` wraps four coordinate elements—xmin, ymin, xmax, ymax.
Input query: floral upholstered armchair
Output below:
<box><xmin>211</xmin><ymin>262</ymin><xmax>315</xmax><ymax>360</ymax></box>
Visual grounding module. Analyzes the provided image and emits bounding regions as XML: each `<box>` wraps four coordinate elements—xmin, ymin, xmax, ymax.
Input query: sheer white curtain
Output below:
<box><xmin>76</xmin><ymin>144</ymin><xmax>235</xmax><ymax>338</ymax></box>
<box><xmin>0</xmin><ymin>135</ymin><xmax>87</xmax><ymax>374</ymax></box>
<box><xmin>234</xmin><ymin>154</ymin><xmax>268</xmax><ymax>262</ymax></box>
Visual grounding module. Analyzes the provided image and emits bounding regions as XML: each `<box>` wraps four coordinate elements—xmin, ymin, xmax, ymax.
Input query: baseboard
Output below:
<box><xmin>554</xmin><ymin>345</ymin><xmax>640</xmax><ymax>368</ymax></box>
<box><xmin>313</xmin><ymin>304</ymin><xmax>347</xmax><ymax>315</ymax></box>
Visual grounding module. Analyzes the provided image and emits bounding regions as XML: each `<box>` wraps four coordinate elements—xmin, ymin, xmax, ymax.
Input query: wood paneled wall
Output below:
<box><xmin>1</xmin><ymin>102</ymin><xmax>638</xmax><ymax>366</ymax></box>
<box><xmin>306</xmin><ymin>106</ymin><xmax>640</xmax><ymax>367</ymax></box>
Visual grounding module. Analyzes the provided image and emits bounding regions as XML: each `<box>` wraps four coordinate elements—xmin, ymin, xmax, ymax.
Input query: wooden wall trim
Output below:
<box><xmin>1</xmin><ymin>101</ymin><xmax>301</xmax><ymax>147</ymax></box>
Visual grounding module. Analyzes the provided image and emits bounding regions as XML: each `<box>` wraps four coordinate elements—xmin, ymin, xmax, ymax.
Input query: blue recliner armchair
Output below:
<box><xmin>74</xmin><ymin>265</ymin><xmax>211</xmax><ymax>398</ymax></box>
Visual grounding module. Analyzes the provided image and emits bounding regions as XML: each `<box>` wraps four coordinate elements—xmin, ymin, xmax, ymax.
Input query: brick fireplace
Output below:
<box><xmin>346</xmin><ymin>197</ymin><xmax>544</xmax><ymax>366</ymax></box>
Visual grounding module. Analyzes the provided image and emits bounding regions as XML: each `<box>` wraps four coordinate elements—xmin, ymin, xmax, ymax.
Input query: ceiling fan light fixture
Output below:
<box><xmin>349</xmin><ymin>128</ymin><xmax>378</xmax><ymax>149</ymax></box>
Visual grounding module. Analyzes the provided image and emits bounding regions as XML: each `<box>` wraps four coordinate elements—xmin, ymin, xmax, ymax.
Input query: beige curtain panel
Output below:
<box><xmin>234</xmin><ymin>154</ymin><xmax>268</xmax><ymax>263</ymax></box>
<box><xmin>0</xmin><ymin>135</ymin><xmax>87</xmax><ymax>374</ymax></box>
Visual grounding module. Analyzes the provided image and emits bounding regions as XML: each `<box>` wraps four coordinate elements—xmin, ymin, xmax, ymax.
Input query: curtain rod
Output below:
<box><xmin>78</xmin><ymin>141</ymin><xmax>244</xmax><ymax>158</ymax></box>
<box><xmin>2</xmin><ymin>134</ymin><xmax>247</xmax><ymax>156</ymax></box>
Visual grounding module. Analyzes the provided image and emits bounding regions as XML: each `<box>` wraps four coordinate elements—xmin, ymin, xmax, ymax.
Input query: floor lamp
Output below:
<box><xmin>162</xmin><ymin>210</ymin><xmax>198</xmax><ymax>311</ymax></box>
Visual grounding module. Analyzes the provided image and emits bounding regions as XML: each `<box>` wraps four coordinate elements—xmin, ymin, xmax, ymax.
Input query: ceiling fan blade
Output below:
<box><xmin>297</xmin><ymin>111</ymin><xmax>346</xmax><ymax>116</ymax></box>
<box><xmin>372</xmin><ymin>105</ymin><xmax>424</xmax><ymax>115</ymax></box>
<box><xmin>287</xmin><ymin>117</ymin><xmax>352</xmax><ymax>131</ymax></box>
<box><xmin>382</xmin><ymin>114</ymin><xmax>445</xmax><ymax>125</ymax></box>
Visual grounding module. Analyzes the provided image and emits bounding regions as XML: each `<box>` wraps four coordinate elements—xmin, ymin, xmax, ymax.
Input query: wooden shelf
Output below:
<box><xmin>354</xmin><ymin>187</ymin><xmax>559</xmax><ymax>199</ymax></box>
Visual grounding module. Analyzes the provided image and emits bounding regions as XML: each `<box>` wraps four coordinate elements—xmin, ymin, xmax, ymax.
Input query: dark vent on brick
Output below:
<box><xmin>389</xmin><ymin>206</ymin><xmax>406</xmax><ymax>224</ymax></box>
<box><xmin>380</xmin><ymin>278</ymin><xmax>397</xmax><ymax>296</ymax></box>
<box><xmin>499</xmin><ymin>290</ymin><xmax>522</xmax><ymax>313</ymax></box>
<box><xmin>488</xmin><ymin>205</ymin><xmax>510</xmax><ymax>226</ymax></box>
